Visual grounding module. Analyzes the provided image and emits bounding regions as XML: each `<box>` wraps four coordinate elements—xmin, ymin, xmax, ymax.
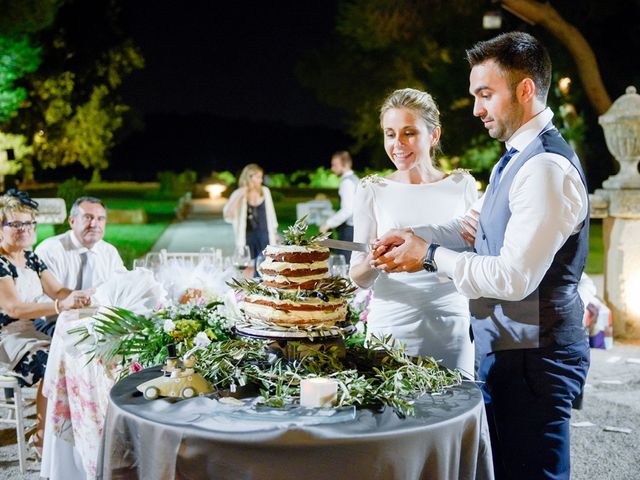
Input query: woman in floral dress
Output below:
<box><xmin>0</xmin><ymin>190</ymin><xmax>92</xmax><ymax>452</ymax></box>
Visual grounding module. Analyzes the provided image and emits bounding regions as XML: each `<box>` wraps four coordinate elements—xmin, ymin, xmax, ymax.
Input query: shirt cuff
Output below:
<box><xmin>434</xmin><ymin>246</ymin><xmax>458</xmax><ymax>278</ymax></box>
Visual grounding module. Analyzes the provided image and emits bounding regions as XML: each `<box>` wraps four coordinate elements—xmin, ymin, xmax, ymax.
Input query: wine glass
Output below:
<box><xmin>144</xmin><ymin>252</ymin><xmax>164</xmax><ymax>272</ymax></box>
<box><xmin>232</xmin><ymin>246</ymin><xmax>252</xmax><ymax>276</ymax></box>
<box><xmin>329</xmin><ymin>254</ymin><xmax>347</xmax><ymax>277</ymax></box>
<box><xmin>255</xmin><ymin>252</ymin><xmax>266</xmax><ymax>277</ymax></box>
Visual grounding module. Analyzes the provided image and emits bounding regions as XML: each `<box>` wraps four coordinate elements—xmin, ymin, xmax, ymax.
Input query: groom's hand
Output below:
<box><xmin>371</xmin><ymin>229</ymin><xmax>427</xmax><ymax>273</ymax></box>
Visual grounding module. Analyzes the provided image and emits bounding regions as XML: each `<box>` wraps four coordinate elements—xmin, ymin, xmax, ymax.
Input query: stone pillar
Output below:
<box><xmin>591</xmin><ymin>86</ymin><xmax>640</xmax><ymax>339</ymax></box>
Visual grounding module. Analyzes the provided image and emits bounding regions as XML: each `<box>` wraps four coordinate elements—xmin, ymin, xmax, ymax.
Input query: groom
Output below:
<box><xmin>372</xmin><ymin>32</ymin><xmax>590</xmax><ymax>479</ymax></box>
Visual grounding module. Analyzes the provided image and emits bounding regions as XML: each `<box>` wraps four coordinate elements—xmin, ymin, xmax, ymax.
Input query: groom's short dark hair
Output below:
<box><xmin>466</xmin><ymin>31</ymin><xmax>552</xmax><ymax>103</ymax></box>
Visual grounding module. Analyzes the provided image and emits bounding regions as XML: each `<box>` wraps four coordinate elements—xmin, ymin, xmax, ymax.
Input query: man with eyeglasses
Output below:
<box><xmin>34</xmin><ymin>197</ymin><xmax>126</xmax><ymax>334</ymax></box>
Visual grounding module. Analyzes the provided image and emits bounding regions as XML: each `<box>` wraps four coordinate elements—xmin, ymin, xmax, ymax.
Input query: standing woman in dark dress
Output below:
<box><xmin>223</xmin><ymin>164</ymin><xmax>279</xmax><ymax>272</ymax></box>
<box><xmin>0</xmin><ymin>190</ymin><xmax>92</xmax><ymax>453</ymax></box>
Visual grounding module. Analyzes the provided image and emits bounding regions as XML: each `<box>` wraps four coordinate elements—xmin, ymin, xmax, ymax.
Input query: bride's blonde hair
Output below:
<box><xmin>380</xmin><ymin>88</ymin><xmax>442</xmax><ymax>163</ymax></box>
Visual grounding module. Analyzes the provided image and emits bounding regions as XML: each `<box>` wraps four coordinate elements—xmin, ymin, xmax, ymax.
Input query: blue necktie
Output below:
<box><xmin>492</xmin><ymin>147</ymin><xmax>518</xmax><ymax>191</ymax></box>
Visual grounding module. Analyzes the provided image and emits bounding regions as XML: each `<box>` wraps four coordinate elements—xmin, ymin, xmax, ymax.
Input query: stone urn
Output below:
<box><xmin>599</xmin><ymin>86</ymin><xmax>640</xmax><ymax>189</ymax></box>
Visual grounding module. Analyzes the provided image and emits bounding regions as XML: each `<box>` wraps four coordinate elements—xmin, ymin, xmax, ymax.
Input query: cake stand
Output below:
<box><xmin>234</xmin><ymin>321</ymin><xmax>356</xmax><ymax>360</ymax></box>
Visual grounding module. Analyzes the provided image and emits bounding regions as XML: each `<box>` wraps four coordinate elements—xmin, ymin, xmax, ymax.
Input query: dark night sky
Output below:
<box><xmin>119</xmin><ymin>0</ymin><xmax>342</xmax><ymax>128</ymax></box>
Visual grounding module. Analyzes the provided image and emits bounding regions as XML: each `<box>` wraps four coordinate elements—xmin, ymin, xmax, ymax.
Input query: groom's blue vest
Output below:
<box><xmin>471</xmin><ymin>125</ymin><xmax>589</xmax><ymax>356</ymax></box>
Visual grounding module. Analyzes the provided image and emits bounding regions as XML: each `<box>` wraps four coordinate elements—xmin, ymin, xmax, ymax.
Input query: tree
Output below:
<box><xmin>299</xmin><ymin>0</ymin><xmax>637</xmax><ymax>184</ymax></box>
<box><xmin>500</xmin><ymin>0</ymin><xmax>611</xmax><ymax>114</ymax></box>
<box><xmin>0</xmin><ymin>131</ymin><xmax>32</xmax><ymax>191</ymax></box>
<box><xmin>5</xmin><ymin>1</ymin><xmax>144</xmax><ymax>183</ymax></box>
<box><xmin>0</xmin><ymin>36</ymin><xmax>42</xmax><ymax>122</ymax></box>
<box><xmin>27</xmin><ymin>41</ymin><xmax>143</xmax><ymax>181</ymax></box>
<box><xmin>298</xmin><ymin>0</ymin><xmax>497</xmax><ymax>169</ymax></box>
<box><xmin>0</xmin><ymin>0</ymin><xmax>62</xmax><ymax>121</ymax></box>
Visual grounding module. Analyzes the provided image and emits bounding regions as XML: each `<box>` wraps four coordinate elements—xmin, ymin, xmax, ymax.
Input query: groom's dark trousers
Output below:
<box><xmin>477</xmin><ymin>339</ymin><xmax>589</xmax><ymax>480</ymax></box>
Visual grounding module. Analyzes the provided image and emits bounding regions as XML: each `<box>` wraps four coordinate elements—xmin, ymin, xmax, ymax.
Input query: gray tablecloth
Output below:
<box><xmin>98</xmin><ymin>368</ymin><xmax>493</xmax><ymax>480</ymax></box>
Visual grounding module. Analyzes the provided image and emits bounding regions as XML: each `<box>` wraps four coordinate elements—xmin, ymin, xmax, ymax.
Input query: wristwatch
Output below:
<box><xmin>422</xmin><ymin>243</ymin><xmax>440</xmax><ymax>273</ymax></box>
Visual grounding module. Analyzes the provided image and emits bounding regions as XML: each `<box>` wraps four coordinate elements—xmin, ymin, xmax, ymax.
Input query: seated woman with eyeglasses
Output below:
<box><xmin>0</xmin><ymin>190</ymin><xmax>93</xmax><ymax>454</ymax></box>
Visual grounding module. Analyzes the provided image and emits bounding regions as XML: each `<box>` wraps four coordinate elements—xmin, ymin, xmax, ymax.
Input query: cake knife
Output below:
<box><xmin>318</xmin><ymin>238</ymin><xmax>370</xmax><ymax>252</ymax></box>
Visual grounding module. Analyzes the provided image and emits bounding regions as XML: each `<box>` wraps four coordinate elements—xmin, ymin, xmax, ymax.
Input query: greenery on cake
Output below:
<box><xmin>282</xmin><ymin>214</ymin><xmax>330</xmax><ymax>246</ymax></box>
<box><xmin>229</xmin><ymin>276</ymin><xmax>357</xmax><ymax>302</ymax></box>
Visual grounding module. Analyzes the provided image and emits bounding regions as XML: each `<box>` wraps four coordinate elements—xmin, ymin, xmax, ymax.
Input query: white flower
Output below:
<box><xmin>194</xmin><ymin>331</ymin><xmax>211</xmax><ymax>348</ymax></box>
<box><xmin>163</xmin><ymin>319</ymin><xmax>176</xmax><ymax>333</ymax></box>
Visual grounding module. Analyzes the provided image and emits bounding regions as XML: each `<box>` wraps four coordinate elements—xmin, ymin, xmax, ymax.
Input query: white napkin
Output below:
<box><xmin>92</xmin><ymin>269</ymin><xmax>168</xmax><ymax>315</ymax></box>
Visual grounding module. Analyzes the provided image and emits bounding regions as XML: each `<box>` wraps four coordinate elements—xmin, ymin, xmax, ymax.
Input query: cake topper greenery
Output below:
<box><xmin>282</xmin><ymin>214</ymin><xmax>330</xmax><ymax>246</ymax></box>
<box><xmin>229</xmin><ymin>276</ymin><xmax>357</xmax><ymax>302</ymax></box>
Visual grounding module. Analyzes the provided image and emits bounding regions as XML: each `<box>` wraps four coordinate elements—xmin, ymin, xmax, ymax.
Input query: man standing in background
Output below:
<box><xmin>320</xmin><ymin>151</ymin><xmax>358</xmax><ymax>262</ymax></box>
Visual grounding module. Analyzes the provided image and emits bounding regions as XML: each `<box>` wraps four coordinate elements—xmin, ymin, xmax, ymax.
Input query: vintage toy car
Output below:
<box><xmin>136</xmin><ymin>347</ymin><xmax>213</xmax><ymax>400</ymax></box>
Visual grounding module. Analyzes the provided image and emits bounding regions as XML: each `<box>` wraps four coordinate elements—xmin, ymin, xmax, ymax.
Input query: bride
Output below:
<box><xmin>350</xmin><ymin>88</ymin><xmax>477</xmax><ymax>377</ymax></box>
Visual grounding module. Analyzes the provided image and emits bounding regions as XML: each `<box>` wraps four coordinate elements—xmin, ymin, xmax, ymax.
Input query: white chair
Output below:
<box><xmin>0</xmin><ymin>375</ymin><xmax>37</xmax><ymax>473</ymax></box>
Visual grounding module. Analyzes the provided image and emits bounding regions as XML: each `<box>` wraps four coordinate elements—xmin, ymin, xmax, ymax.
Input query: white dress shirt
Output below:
<box><xmin>35</xmin><ymin>230</ymin><xmax>126</xmax><ymax>289</ymax></box>
<box><xmin>325</xmin><ymin>170</ymin><xmax>358</xmax><ymax>228</ymax></box>
<box><xmin>414</xmin><ymin>108</ymin><xmax>589</xmax><ymax>301</ymax></box>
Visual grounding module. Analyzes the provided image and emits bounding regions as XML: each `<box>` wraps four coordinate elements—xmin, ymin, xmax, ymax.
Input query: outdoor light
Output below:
<box><xmin>482</xmin><ymin>11</ymin><xmax>502</xmax><ymax>29</ymax></box>
<box><xmin>205</xmin><ymin>183</ymin><xmax>226</xmax><ymax>199</ymax></box>
<box><xmin>558</xmin><ymin>77</ymin><xmax>572</xmax><ymax>96</ymax></box>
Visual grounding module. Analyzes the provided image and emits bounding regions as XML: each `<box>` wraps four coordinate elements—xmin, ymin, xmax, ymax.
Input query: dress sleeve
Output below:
<box><xmin>0</xmin><ymin>255</ymin><xmax>15</xmax><ymax>278</ymax></box>
<box><xmin>25</xmin><ymin>251</ymin><xmax>49</xmax><ymax>276</ymax></box>
<box><xmin>463</xmin><ymin>172</ymin><xmax>479</xmax><ymax>210</ymax></box>
<box><xmin>350</xmin><ymin>180</ymin><xmax>377</xmax><ymax>268</ymax></box>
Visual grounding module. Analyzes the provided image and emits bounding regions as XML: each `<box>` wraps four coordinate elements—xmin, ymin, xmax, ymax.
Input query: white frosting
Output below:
<box><xmin>245</xmin><ymin>294</ymin><xmax>344</xmax><ymax>308</ymax></box>
<box><xmin>260</xmin><ymin>257</ymin><xmax>329</xmax><ymax>272</ymax></box>
<box><xmin>243</xmin><ymin>300</ymin><xmax>347</xmax><ymax>324</ymax></box>
<box><xmin>264</xmin><ymin>244</ymin><xmax>329</xmax><ymax>255</ymax></box>
<box><xmin>260</xmin><ymin>272</ymin><xmax>326</xmax><ymax>284</ymax></box>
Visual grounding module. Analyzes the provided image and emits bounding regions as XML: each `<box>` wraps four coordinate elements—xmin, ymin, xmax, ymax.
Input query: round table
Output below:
<box><xmin>99</xmin><ymin>368</ymin><xmax>494</xmax><ymax>480</ymax></box>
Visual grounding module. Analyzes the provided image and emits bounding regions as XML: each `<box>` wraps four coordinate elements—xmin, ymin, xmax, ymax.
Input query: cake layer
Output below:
<box><xmin>261</xmin><ymin>278</ymin><xmax>324</xmax><ymax>290</ymax></box>
<box><xmin>260</xmin><ymin>267</ymin><xmax>327</xmax><ymax>278</ymax></box>
<box><xmin>264</xmin><ymin>244</ymin><xmax>330</xmax><ymax>263</ymax></box>
<box><xmin>259</xmin><ymin>257</ymin><xmax>328</xmax><ymax>273</ymax></box>
<box><xmin>244</xmin><ymin>295</ymin><xmax>342</xmax><ymax>311</ymax></box>
<box><xmin>242</xmin><ymin>294</ymin><xmax>347</xmax><ymax>326</ymax></box>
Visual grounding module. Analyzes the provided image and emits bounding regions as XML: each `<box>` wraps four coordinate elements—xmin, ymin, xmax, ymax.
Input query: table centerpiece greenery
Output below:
<box><xmin>71</xmin><ymin>218</ymin><xmax>462</xmax><ymax>417</ymax></box>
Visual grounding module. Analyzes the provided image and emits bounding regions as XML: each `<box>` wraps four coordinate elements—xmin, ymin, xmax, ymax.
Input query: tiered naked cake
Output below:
<box><xmin>231</xmin><ymin>218</ymin><xmax>355</xmax><ymax>329</ymax></box>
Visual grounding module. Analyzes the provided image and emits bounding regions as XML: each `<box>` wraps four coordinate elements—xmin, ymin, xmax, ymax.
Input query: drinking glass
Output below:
<box><xmin>232</xmin><ymin>246</ymin><xmax>252</xmax><ymax>276</ymax></box>
<box><xmin>144</xmin><ymin>252</ymin><xmax>164</xmax><ymax>272</ymax></box>
<box><xmin>329</xmin><ymin>254</ymin><xmax>347</xmax><ymax>277</ymax></box>
<box><xmin>132</xmin><ymin>258</ymin><xmax>145</xmax><ymax>270</ymax></box>
<box><xmin>201</xmin><ymin>247</ymin><xmax>224</xmax><ymax>269</ymax></box>
<box><xmin>255</xmin><ymin>252</ymin><xmax>266</xmax><ymax>277</ymax></box>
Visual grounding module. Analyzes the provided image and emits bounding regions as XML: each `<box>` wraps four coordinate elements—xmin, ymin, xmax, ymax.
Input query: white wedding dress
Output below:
<box><xmin>351</xmin><ymin>171</ymin><xmax>477</xmax><ymax>378</ymax></box>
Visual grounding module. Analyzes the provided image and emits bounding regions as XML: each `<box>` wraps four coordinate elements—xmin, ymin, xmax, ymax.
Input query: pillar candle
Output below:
<box><xmin>300</xmin><ymin>377</ymin><xmax>338</xmax><ymax>408</ymax></box>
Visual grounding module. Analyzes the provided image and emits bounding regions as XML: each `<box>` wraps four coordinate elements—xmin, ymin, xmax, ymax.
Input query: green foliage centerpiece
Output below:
<box><xmin>73</xmin><ymin>217</ymin><xmax>462</xmax><ymax>416</ymax></box>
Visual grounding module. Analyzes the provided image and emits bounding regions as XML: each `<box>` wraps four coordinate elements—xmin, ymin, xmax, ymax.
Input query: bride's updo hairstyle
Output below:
<box><xmin>379</xmin><ymin>88</ymin><xmax>442</xmax><ymax>161</ymax></box>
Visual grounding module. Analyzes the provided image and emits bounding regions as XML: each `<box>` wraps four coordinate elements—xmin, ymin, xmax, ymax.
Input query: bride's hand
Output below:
<box><xmin>459</xmin><ymin>209</ymin><xmax>480</xmax><ymax>245</ymax></box>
